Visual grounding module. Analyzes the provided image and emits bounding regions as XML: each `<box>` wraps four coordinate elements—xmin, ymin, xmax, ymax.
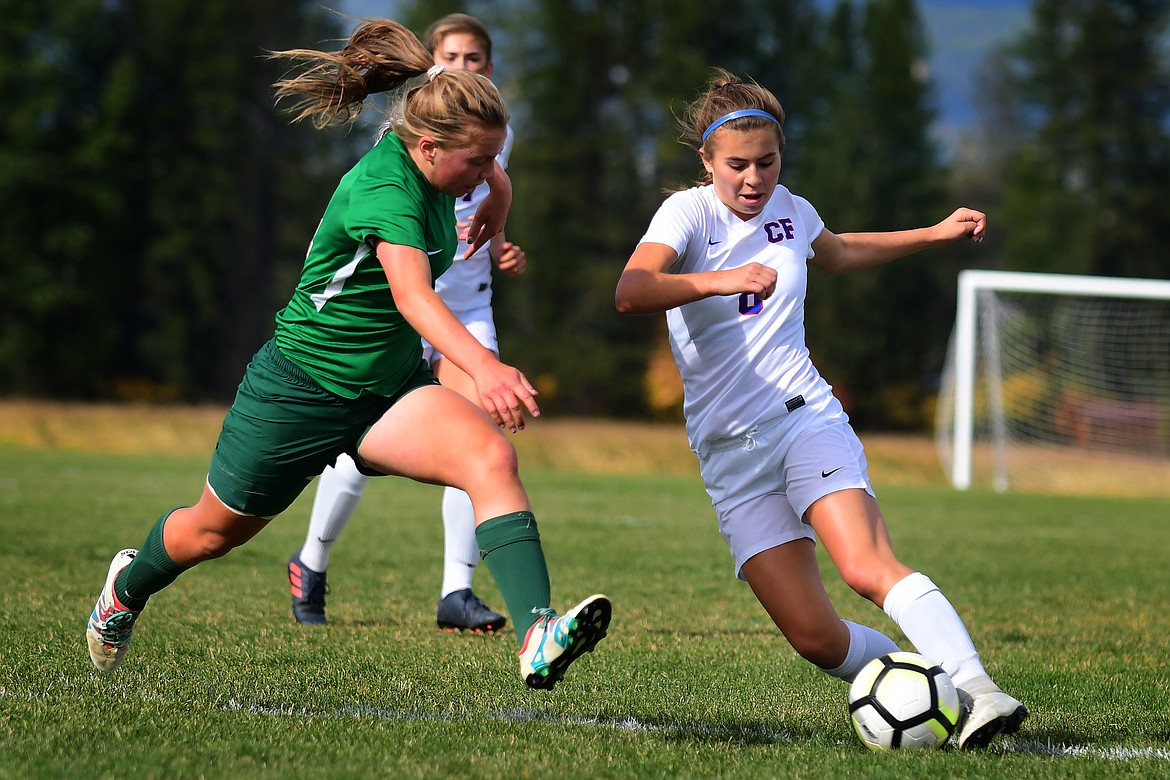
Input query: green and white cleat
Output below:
<box><xmin>518</xmin><ymin>594</ymin><xmax>611</xmax><ymax>690</ymax></box>
<box><xmin>86</xmin><ymin>549</ymin><xmax>141</xmax><ymax>673</ymax></box>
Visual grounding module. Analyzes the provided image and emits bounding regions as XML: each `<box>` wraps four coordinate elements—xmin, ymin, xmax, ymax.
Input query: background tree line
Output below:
<box><xmin>2</xmin><ymin>0</ymin><xmax>1167</xmax><ymax>429</ymax></box>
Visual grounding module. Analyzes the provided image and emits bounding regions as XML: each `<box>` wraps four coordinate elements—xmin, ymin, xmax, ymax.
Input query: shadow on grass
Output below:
<box><xmin>491</xmin><ymin>708</ymin><xmax>815</xmax><ymax>746</ymax></box>
<box><xmin>218</xmin><ymin>698</ymin><xmax>1170</xmax><ymax>758</ymax></box>
<box><xmin>221</xmin><ymin>697</ymin><xmax>815</xmax><ymax>746</ymax></box>
<box><xmin>642</xmin><ymin>627</ymin><xmax>778</xmax><ymax>639</ymax></box>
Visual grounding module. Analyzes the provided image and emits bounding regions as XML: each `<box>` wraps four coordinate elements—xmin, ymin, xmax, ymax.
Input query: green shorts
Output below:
<box><xmin>208</xmin><ymin>339</ymin><xmax>437</xmax><ymax>518</ymax></box>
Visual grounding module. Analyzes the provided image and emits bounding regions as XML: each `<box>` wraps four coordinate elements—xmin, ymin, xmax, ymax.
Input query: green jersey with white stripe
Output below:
<box><xmin>274</xmin><ymin>133</ymin><xmax>456</xmax><ymax>399</ymax></box>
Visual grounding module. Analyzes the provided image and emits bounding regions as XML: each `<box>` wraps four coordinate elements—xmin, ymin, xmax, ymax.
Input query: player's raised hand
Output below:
<box><xmin>937</xmin><ymin>207</ymin><xmax>987</xmax><ymax>244</ymax></box>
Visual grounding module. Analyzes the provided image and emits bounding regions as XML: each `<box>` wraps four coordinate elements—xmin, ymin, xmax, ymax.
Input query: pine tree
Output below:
<box><xmin>798</xmin><ymin>0</ymin><xmax>951</xmax><ymax>428</ymax></box>
<box><xmin>994</xmin><ymin>0</ymin><xmax>1170</xmax><ymax>279</ymax></box>
<box><xmin>0</xmin><ymin>0</ymin><xmax>345</xmax><ymax>399</ymax></box>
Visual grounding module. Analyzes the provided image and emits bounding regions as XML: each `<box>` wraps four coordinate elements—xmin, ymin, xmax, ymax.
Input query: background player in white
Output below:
<box><xmin>614</xmin><ymin>68</ymin><xmax>1027</xmax><ymax>750</ymax></box>
<box><xmin>288</xmin><ymin>14</ymin><xmax>525</xmax><ymax>632</ymax></box>
<box><xmin>86</xmin><ymin>18</ymin><xmax>611</xmax><ymax>692</ymax></box>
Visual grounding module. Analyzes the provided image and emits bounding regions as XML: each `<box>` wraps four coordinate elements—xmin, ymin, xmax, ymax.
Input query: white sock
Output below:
<box><xmin>439</xmin><ymin>486</ymin><xmax>479</xmax><ymax>598</ymax></box>
<box><xmin>883</xmin><ymin>571</ymin><xmax>987</xmax><ymax>687</ymax></box>
<box><xmin>820</xmin><ymin>620</ymin><xmax>901</xmax><ymax>682</ymax></box>
<box><xmin>300</xmin><ymin>452</ymin><xmax>369</xmax><ymax>572</ymax></box>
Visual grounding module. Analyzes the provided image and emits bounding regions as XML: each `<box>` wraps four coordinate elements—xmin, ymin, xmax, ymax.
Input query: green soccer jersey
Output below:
<box><xmin>274</xmin><ymin>133</ymin><xmax>456</xmax><ymax>399</ymax></box>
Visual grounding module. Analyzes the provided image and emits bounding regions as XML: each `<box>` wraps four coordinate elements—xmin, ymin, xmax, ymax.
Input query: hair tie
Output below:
<box><xmin>701</xmin><ymin>109</ymin><xmax>780</xmax><ymax>142</ymax></box>
<box><xmin>427</xmin><ymin>64</ymin><xmax>445</xmax><ymax>81</ymax></box>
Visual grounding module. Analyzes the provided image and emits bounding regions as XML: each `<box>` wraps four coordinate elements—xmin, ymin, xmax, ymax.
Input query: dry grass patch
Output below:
<box><xmin>0</xmin><ymin>401</ymin><xmax>948</xmax><ymax>485</ymax></box>
<box><xmin>0</xmin><ymin>400</ymin><xmax>226</xmax><ymax>455</ymax></box>
<box><xmin>11</xmin><ymin>400</ymin><xmax>1165</xmax><ymax>495</ymax></box>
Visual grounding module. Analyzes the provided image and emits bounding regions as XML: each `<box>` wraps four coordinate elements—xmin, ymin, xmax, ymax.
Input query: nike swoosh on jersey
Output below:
<box><xmin>821</xmin><ymin>466</ymin><xmax>845</xmax><ymax>478</ymax></box>
<box><xmin>426</xmin><ymin>248</ymin><xmax>444</xmax><ymax>255</ymax></box>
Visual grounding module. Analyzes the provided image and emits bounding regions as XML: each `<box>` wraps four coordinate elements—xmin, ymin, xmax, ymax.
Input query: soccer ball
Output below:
<box><xmin>848</xmin><ymin>652</ymin><xmax>961</xmax><ymax>750</ymax></box>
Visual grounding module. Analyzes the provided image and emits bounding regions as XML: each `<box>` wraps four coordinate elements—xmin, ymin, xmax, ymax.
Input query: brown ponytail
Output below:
<box><xmin>271</xmin><ymin>19</ymin><xmax>508</xmax><ymax>145</ymax></box>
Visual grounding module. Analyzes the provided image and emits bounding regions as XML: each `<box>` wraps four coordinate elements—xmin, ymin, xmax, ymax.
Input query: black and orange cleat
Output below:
<box><xmin>436</xmin><ymin>588</ymin><xmax>506</xmax><ymax>634</ymax></box>
<box><xmin>288</xmin><ymin>549</ymin><xmax>328</xmax><ymax>625</ymax></box>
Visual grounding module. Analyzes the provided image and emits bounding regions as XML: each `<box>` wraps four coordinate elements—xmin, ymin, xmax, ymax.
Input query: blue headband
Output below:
<box><xmin>701</xmin><ymin>108</ymin><xmax>780</xmax><ymax>142</ymax></box>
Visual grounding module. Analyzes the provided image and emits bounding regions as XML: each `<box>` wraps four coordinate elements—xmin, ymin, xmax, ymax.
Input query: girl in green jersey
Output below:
<box><xmin>85</xmin><ymin>19</ymin><xmax>610</xmax><ymax>691</ymax></box>
<box><xmin>289</xmin><ymin>14</ymin><xmax>525</xmax><ymax>635</ymax></box>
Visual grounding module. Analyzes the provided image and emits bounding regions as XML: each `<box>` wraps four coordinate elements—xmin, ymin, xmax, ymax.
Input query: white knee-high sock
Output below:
<box><xmin>300</xmin><ymin>452</ymin><xmax>369</xmax><ymax>572</ymax></box>
<box><xmin>820</xmin><ymin>620</ymin><xmax>901</xmax><ymax>682</ymax></box>
<box><xmin>439</xmin><ymin>486</ymin><xmax>480</xmax><ymax>598</ymax></box>
<box><xmin>883</xmin><ymin>571</ymin><xmax>987</xmax><ymax>687</ymax></box>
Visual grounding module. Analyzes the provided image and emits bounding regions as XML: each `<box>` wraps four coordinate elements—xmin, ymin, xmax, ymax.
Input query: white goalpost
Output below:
<box><xmin>936</xmin><ymin>270</ymin><xmax>1170</xmax><ymax>494</ymax></box>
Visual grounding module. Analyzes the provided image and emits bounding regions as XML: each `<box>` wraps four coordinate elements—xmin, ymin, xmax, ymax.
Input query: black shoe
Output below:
<box><xmin>288</xmin><ymin>550</ymin><xmax>327</xmax><ymax>625</ymax></box>
<box><xmin>436</xmin><ymin>588</ymin><xmax>506</xmax><ymax>633</ymax></box>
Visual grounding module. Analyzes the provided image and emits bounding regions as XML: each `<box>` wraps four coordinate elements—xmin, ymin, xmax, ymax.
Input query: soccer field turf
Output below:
<box><xmin>2</xmin><ymin>446</ymin><xmax>1168</xmax><ymax>778</ymax></box>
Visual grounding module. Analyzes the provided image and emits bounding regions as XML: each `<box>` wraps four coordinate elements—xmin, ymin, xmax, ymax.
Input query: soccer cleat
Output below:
<box><xmin>518</xmin><ymin>594</ymin><xmax>611</xmax><ymax>691</ymax></box>
<box><xmin>955</xmin><ymin>685</ymin><xmax>1029</xmax><ymax>749</ymax></box>
<box><xmin>436</xmin><ymin>588</ymin><xmax>507</xmax><ymax>633</ymax></box>
<box><xmin>86</xmin><ymin>549</ymin><xmax>142</xmax><ymax>673</ymax></box>
<box><xmin>288</xmin><ymin>549</ymin><xmax>328</xmax><ymax>625</ymax></box>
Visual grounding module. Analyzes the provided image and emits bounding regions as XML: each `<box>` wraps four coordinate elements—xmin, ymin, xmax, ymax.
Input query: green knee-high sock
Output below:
<box><xmin>475</xmin><ymin>511</ymin><xmax>551</xmax><ymax>642</ymax></box>
<box><xmin>114</xmin><ymin>508</ymin><xmax>190</xmax><ymax>611</ymax></box>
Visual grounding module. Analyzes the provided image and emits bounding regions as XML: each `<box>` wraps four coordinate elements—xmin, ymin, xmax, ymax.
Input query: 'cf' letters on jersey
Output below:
<box><xmin>764</xmin><ymin>218</ymin><xmax>795</xmax><ymax>243</ymax></box>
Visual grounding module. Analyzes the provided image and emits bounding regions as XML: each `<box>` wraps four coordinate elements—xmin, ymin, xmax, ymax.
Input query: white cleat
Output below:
<box><xmin>518</xmin><ymin>594</ymin><xmax>611</xmax><ymax>690</ymax></box>
<box><xmin>956</xmin><ymin>685</ymin><xmax>1028</xmax><ymax>749</ymax></box>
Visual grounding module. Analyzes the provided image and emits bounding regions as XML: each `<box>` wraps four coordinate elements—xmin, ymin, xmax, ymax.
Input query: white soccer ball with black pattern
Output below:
<box><xmin>848</xmin><ymin>652</ymin><xmax>961</xmax><ymax>750</ymax></box>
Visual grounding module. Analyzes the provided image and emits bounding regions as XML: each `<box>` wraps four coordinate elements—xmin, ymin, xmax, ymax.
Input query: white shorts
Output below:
<box><xmin>421</xmin><ymin>305</ymin><xmax>498</xmax><ymax>364</ymax></box>
<box><xmin>698</xmin><ymin>418</ymin><xmax>875</xmax><ymax>580</ymax></box>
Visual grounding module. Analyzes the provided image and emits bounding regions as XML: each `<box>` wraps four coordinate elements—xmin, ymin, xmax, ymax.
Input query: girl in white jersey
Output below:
<box><xmin>615</xmin><ymin>69</ymin><xmax>1027</xmax><ymax>749</ymax></box>
<box><xmin>289</xmin><ymin>15</ymin><xmax>526</xmax><ymax>633</ymax></box>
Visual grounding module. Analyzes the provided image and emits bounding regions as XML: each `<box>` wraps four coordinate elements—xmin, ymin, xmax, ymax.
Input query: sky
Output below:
<box><xmin>918</xmin><ymin>0</ymin><xmax>1030</xmax><ymax>145</ymax></box>
<box><xmin>331</xmin><ymin>0</ymin><xmax>1032</xmax><ymax>151</ymax></box>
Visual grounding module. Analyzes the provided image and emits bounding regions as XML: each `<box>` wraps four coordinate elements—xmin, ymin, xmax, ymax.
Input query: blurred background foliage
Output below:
<box><xmin>2</xmin><ymin>0</ymin><xmax>1167</xmax><ymax>430</ymax></box>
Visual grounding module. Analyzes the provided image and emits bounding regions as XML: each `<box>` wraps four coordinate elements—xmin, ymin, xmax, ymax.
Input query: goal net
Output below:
<box><xmin>936</xmin><ymin>270</ymin><xmax>1170</xmax><ymax>496</ymax></box>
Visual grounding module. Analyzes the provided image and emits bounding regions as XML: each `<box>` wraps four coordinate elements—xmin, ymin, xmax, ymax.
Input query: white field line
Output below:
<box><xmin>221</xmin><ymin>697</ymin><xmax>1170</xmax><ymax>761</ymax></box>
<box><xmin>999</xmin><ymin>740</ymin><xmax>1170</xmax><ymax>761</ymax></box>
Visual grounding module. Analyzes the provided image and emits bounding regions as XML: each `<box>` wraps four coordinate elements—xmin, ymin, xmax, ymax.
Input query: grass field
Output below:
<box><xmin>2</xmin><ymin>406</ymin><xmax>1169</xmax><ymax>778</ymax></box>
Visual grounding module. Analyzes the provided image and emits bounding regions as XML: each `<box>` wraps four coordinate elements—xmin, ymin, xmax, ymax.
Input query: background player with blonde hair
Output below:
<box><xmin>288</xmin><ymin>14</ymin><xmax>526</xmax><ymax>633</ymax></box>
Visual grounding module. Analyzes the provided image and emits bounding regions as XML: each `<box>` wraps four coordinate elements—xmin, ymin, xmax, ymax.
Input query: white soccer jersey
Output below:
<box><xmin>437</xmin><ymin>124</ymin><xmax>515</xmax><ymax>313</ymax></box>
<box><xmin>639</xmin><ymin>183</ymin><xmax>847</xmax><ymax>451</ymax></box>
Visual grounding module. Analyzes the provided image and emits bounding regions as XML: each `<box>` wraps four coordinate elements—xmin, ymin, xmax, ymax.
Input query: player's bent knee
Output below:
<box><xmin>836</xmin><ymin>562</ymin><xmax>889</xmax><ymax>603</ymax></box>
<box><xmin>196</xmin><ymin>532</ymin><xmax>237</xmax><ymax>561</ymax></box>
<box><xmin>174</xmin><ymin>503</ymin><xmax>266</xmax><ymax>563</ymax></box>
<box><xmin>446</xmin><ymin>433</ymin><xmax>520</xmax><ymax>496</ymax></box>
<box><xmin>476</xmin><ymin>432</ymin><xmax>520</xmax><ymax>478</ymax></box>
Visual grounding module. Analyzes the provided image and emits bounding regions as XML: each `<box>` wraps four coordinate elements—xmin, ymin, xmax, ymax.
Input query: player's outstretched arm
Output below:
<box><xmin>377</xmin><ymin>239</ymin><xmax>538</xmax><ymax>432</ymax></box>
<box><xmin>810</xmin><ymin>207</ymin><xmax>986</xmax><ymax>275</ymax></box>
